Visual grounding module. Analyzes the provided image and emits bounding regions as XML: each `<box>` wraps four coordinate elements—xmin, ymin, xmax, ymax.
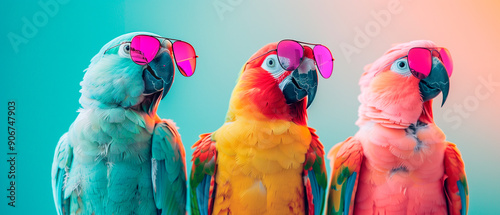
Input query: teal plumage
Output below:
<box><xmin>51</xmin><ymin>32</ymin><xmax>187</xmax><ymax>215</ymax></box>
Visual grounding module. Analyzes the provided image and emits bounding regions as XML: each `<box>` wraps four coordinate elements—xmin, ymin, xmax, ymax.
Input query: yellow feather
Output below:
<box><xmin>213</xmin><ymin>118</ymin><xmax>311</xmax><ymax>214</ymax></box>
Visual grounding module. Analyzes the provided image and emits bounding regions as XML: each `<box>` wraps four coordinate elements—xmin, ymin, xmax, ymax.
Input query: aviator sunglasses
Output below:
<box><xmin>249</xmin><ymin>39</ymin><xmax>334</xmax><ymax>79</ymax></box>
<box><xmin>105</xmin><ymin>35</ymin><xmax>198</xmax><ymax>77</ymax></box>
<box><xmin>405</xmin><ymin>47</ymin><xmax>453</xmax><ymax>80</ymax></box>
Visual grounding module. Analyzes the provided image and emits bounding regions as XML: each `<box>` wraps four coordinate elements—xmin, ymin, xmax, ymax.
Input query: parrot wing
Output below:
<box><xmin>51</xmin><ymin>133</ymin><xmax>73</xmax><ymax>215</ymax></box>
<box><xmin>326</xmin><ymin>137</ymin><xmax>364</xmax><ymax>215</ymax></box>
<box><xmin>151</xmin><ymin>119</ymin><xmax>187</xmax><ymax>215</ymax></box>
<box><xmin>303</xmin><ymin>128</ymin><xmax>328</xmax><ymax>215</ymax></box>
<box><xmin>190</xmin><ymin>133</ymin><xmax>217</xmax><ymax>215</ymax></box>
<box><xmin>443</xmin><ymin>142</ymin><xmax>469</xmax><ymax>215</ymax></box>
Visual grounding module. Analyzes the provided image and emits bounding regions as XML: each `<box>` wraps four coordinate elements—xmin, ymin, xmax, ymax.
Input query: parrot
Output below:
<box><xmin>51</xmin><ymin>32</ymin><xmax>188</xmax><ymax>215</ymax></box>
<box><xmin>190</xmin><ymin>42</ymin><xmax>328</xmax><ymax>215</ymax></box>
<box><xmin>326</xmin><ymin>40</ymin><xmax>468</xmax><ymax>215</ymax></box>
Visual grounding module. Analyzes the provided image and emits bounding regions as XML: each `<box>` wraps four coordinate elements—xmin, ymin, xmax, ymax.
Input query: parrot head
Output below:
<box><xmin>79</xmin><ymin>32</ymin><xmax>175</xmax><ymax>115</ymax></box>
<box><xmin>226</xmin><ymin>42</ymin><xmax>318</xmax><ymax>125</ymax></box>
<box><xmin>358</xmin><ymin>40</ymin><xmax>451</xmax><ymax>127</ymax></box>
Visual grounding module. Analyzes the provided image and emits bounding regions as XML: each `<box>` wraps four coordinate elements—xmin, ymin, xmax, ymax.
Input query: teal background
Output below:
<box><xmin>1</xmin><ymin>0</ymin><xmax>499</xmax><ymax>214</ymax></box>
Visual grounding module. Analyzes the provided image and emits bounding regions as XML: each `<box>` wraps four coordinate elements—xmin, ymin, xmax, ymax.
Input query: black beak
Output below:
<box><xmin>419</xmin><ymin>57</ymin><xmax>450</xmax><ymax>106</ymax></box>
<box><xmin>141</xmin><ymin>51</ymin><xmax>175</xmax><ymax>114</ymax></box>
<box><xmin>281</xmin><ymin>59</ymin><xmax>318</xmax><ymax>108</ymax></box>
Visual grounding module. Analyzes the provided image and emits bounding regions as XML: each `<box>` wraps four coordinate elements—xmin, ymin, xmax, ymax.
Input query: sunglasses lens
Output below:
<box><xmin>408</xmin><ymin>48</ymin><xmax>432</xmax><ymax>79</ymax></box>
<box><xmin>277</xmin><ymin>40</ymin><xmax>303</xmax><ymax>71</ymax></box>
<box><xmin>130</xmin><ymin>35</ymin><xmax>160</xmax><ymax>65</ymax></box>
<box><xmin>438</xmin><ymin>48</ymin><xmax>453</xmax><ymax>77</ymax></box>
<box><xmin>173</xmin><ymin>41</ymin><xmax>197</xmax><ymax>77</ymax></box>
<box><xmin>313</xmin><ymin>45</ymin><xmax>334</xmax><ymax>78</ymax></box>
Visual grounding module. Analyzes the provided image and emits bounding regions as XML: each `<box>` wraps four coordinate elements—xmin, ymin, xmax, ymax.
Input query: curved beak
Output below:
<box><xmin>280</xmin><ymin>57</ymin><xmax>318</xmax><ymax>108</ymax></box>
<box><xmin>419</xmin><ymin>57</ymin><xmax>450</xmax><ymax>106</ymax></box>
<box><xmin>141</xmin><ymin>51</ymin><xmax>175</xmax><ymax>114</ymax></box>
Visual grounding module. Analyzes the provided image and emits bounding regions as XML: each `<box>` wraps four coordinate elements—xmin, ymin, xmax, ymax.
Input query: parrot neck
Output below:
<box><xmin>226</xmin><ymin>99</ymin><xmax>308</xmax><ymax>126</ymax></box>
<box><xmin>79</xmin><ymin>93</ymin><xmax>161</xmax><ymax>124</ymax></box>
<box><xmin>289</xmin><ymin>100</ymin><xmax>308</xmax><ymax>125</ymax></box>
<box><xmin>79</xmin><ymin>96</ymin><xmax>120</xmax><ymax>109</ymax></box>
<box><xmin>355</xmin><ymin>117</ymin><xmax>446</xmax><ymax>160</ymax></box>
<box><xmin>356</xmin><ymin>97</ymin><xmax>435</xmax><ymax>129</ymax></box>
<box><xmin>418</xmin><ymin>100</ymin><xmax>434</xmax><ymax>124</ymax></box>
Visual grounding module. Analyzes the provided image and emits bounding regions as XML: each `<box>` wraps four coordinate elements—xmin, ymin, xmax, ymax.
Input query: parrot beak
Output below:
<box><xmin>143</xmin><ymin>51</ymin><xmax>175</xmax><ymax>98</ymax></box>
<box><xmin>141</xmin><ymin>50</ymin><xmax>175</xmax><ymax>114</ymax></box>
<box><xmin>419</xmin><ymin>56</ymin><xmax>450</xmax><ymax>106</ymax></box>
<box><xmin>281</xmin><ymin>56</ymin><xmax>318</xmax><ymax>108</ymax></box>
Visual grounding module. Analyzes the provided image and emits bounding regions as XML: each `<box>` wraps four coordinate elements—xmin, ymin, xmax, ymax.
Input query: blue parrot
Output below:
<box><xmin>51</xmin><ymin>32</ymin><xmax>187</xmax><ymax>215</ymax></box>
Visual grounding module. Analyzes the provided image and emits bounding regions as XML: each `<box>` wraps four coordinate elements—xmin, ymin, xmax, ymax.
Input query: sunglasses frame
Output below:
<box><xmin>104</xmin><ymin>35</ymin><xmax>198</xmax><ymax>77</ymax></box>
<box><xmin>247</xmin><ymin>39</ymin><xmax>334</xmax><ymax>79</ymax></box>
<box><xmin>406</xmin><ymin>47</ymin><xmax>452</xmax><ymax>79</ymax></box>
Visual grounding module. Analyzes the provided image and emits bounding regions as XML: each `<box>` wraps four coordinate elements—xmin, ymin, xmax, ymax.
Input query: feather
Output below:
<box><xmin>327</xmin><ymin>41</ymin><xmax>466</xmax><ymax>214</ymax></box>
<box><xmin>51</xmin><ymin>32</ymin><xmax>184</xmax><ymax>215</ymax></box>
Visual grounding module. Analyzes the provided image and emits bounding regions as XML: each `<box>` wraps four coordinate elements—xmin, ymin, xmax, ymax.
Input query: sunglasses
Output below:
<box><xmin>105</xmin><ymin>35</ymin><xmax>198</xmax><ymax>77</ymax></box>
<box><xmin>249</xmin><ymin>40</ymin><xmax>334</xmax><ymax>79</ymax></box>
<box><xmin>406</xmin><ymin>47</ymin><xmax>453</xmax><ymax>79</ymax></box>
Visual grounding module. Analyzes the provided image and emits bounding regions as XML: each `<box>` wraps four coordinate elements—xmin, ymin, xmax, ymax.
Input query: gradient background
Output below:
<box><xmin>1</xmin><ymin>0</ymin><xmax>499</xmax><ymax>214</ymax></box>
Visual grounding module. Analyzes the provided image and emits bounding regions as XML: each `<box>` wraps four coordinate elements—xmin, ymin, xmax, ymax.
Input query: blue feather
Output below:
<box><xmin>51</xmin><ymin>133</ymin><xmax>73</xmax><ymax>215</ymax></box>
<box><xmin>457</xmin><ymin>180</ymin><xmax>466</xmax><ymax>215</ymax></box>
<box><xmin>52</xmin><ymin>32</ymin><xmax>186</xmax><ymax>215</ymax></box>
<box><xmin>307</xmin><ymin>169</ymin><xmax>325</xmax><ymax>214</ymax></box>
<box><xmin>344</xmin><ymin>172</ymin><xmax>357</xmax><ymax>215</ymax></box>
<box><xmin>195</xmin><ymin>175</ymin><xmax>212</xmax><ymax>215</ymax></box>
<box><xmin>151</xmin><ymin>121</ymin><xmax>187</xmax><ymax>215</ymax></box>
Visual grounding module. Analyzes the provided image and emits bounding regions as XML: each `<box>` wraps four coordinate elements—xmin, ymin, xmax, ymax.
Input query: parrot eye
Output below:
<box><xmin>118</xmin><ymin>43</ymin><xmax>131</xmax><ymax>58</ymax></box>
<box><xmin>266</xmin><ymin>58</ymin><xmax>276</xmax><ymax>68</ymax></box>
<box><xmin>261</xmin><ymin>55</ymin><xmax>284</xmax><ymax>77</ymax></box>
<box><xmin>390</xmin><ymin>58</ymin><xmax>411</xmax><ymax>76</ymax></box>
<box><xmin>398</xmin><ymin>61</ymin><xmax>406</xmax><ymax>68</ymax></box>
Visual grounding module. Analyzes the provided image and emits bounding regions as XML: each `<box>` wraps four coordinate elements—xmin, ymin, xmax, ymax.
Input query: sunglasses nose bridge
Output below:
<box><xmin>159</xmin><ymin>38</ymin><xmax>172</xmax><ymax>48</ymax></box>
<box><xmin>302</xmin><ymin>46</ymin><xmax>314</xmax><ymax>59</ymax></box>
<box><xmin>154</xmin><ymin>46</ymin><xmax>173</xmax><ymax>60</ymax></box>
<box><xmin>430</xmin><ymin>49</ymin><xmax>441</xmax><ymax>59</ymax></box>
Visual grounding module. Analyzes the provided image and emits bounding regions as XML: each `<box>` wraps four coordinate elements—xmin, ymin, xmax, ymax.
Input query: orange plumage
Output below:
<box><xmin>191</xmin><ymin>42</ymin><xmax>327</xmax><ymax>215</ymax></box>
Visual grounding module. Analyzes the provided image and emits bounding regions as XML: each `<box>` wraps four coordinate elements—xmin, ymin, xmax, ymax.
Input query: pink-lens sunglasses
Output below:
<box><xmin>105</xmin><ymin>35</ymin><xmax>198</xmax><ymax>77</ymax></box>
<box><xmin>406</xmin><ymin>47</ymin><xmax>453</xmax><ymax>80</ymax></box>
<box><xmin>248</xmin><ymin>39</ymin><xmax>334</xmax><ymax>79</ymax></box>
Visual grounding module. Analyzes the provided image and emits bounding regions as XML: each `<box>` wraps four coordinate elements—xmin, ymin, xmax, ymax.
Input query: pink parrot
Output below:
<box><xmin>326</xmin><ymin>40</ymin><xmax>468</xmax><ymax>215</ymax></box>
